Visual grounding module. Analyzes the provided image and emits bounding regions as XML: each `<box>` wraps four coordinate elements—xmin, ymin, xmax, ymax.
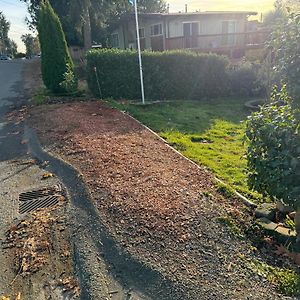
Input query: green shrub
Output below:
<box><xmin>87</xmin><ymin>49</ymin><xmax>230</xmax><ymax>100</ymax></box>
<box><xmin>246</xmin><ymin>85</ymin><xmax>300</xmax><ymax>209</ymax></box>
<box><xmin>269</xmin><ymin>13</ymin><xmax>300</xmax><ymax>100</ymax></box>
<box><xmin>228</xmin><ymin>61</ymin><xmax>264</xmax><ymax>97</ymax></box>
<box><xmin>38</xmin><ymin>0</ymin><xmax>77</xmax><ymax>94</ymax></box>
<box><xmin>59</xmin><ymin>63</ymin><xmax>78</xmax><ymax>94</ymax></box>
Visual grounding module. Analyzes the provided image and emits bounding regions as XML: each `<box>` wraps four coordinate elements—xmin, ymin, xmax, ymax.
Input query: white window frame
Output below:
<box><xmin>111</xmin><ymin>33</ymin><xmax>119</xmax><ymax>48</ymax></box>
<box><xmin>150</xmin><ymin>23</ymin><xmax>163</xmax><ymax>36</ymax></box>
<box><xmin>182</xmin><ymin>21</ymin><xmax>201</xmax><ymax>36</ymax></box>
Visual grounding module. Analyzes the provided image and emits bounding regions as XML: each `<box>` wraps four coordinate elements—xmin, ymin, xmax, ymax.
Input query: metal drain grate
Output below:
<box><xmin>19</xmin><ymin>185</ymin><xmax>64</xmax><ymax>214</ymax></box>
<box><xmin>19</xmin><ymin>185</ymin><xmax>62</xmax><ymax>201</ymax></box>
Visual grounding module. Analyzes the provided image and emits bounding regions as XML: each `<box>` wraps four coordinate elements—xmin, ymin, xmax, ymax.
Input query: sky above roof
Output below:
<box><xmin>1</xmin><ymin>0</ymin><xmax>274</xmax><ymax>52</ymax></box>
<box><xmin>170</xmin><ymin>0</ymin><xmax>274</xmax><ymax>13</ymax></box>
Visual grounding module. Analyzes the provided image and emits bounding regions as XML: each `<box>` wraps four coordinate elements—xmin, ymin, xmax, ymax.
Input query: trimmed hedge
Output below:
<box><xmin>87</xmin><ymin>49</ymin><xmax>231</xmax><ymax>100</ymax></box>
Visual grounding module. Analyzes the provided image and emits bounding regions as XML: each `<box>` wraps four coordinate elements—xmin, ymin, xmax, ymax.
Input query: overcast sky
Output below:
<box><xmin>1</xmin><ymin>0</ymin><xmax>274</xmax><ymax>52</ymax></box>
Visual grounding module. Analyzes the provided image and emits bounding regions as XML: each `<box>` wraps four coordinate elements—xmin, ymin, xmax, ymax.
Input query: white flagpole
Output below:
<box><xmin>134</xmin><ymin>0</ymin><xmax>145</xmax><ymax>104</ymax></box>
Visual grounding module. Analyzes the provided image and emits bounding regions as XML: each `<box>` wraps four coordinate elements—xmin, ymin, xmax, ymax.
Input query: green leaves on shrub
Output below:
<box><xmin>269</xmin><ymin>13</ymin><xmax>300</xmax><ymax>100</ymax></box>
<box><xmin>246</xmin><ymin>85</ymin><xmax>300</xmax><ymax>209</ymax></box>
<box><xmin>228</xmin><ymin>61</ymin><xmax>264</xmax><ymax>96</ymax></box>
<box><xmin>38</xmin><ymin>0</ymin><xmax>77</xmax><ymax>94</ymax></box>
<box><xmin>59</xmin><ymin>63</ymin><xmax>78</xmax><ymax>94</ymax></box>
<box><xmin>87</xmin><ymin>49</ymin><xmax>263</xmax><ymax>100</ymax></box>
<box><xmin>86</xmin><ymin>49</ymin><xmax>230</xmax><ymax>100</ymax></box>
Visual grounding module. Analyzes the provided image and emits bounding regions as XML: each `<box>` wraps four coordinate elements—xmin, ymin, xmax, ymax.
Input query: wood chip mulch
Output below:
<box><xmin>28</xmin><ymin>101</ymin><xmax>289</xmax><ymax>300</ymax></box>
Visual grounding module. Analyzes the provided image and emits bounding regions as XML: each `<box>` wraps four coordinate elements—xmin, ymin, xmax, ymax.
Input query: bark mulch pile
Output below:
<box><xmin>28</xmin><ymin>101</ymin><xmax>291</xmax><ymax>300</ymax></box>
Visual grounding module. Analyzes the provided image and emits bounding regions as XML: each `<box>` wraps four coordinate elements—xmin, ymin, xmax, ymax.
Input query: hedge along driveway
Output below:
<box><xmin>109</xmin><ymin>98</ymin><xmax>262</xmax><ymax>202</ymax></box>
<box><xmin>87</xmin><ymin>49</ymin><xmax>230</xmax><ymax>100</ymax></box>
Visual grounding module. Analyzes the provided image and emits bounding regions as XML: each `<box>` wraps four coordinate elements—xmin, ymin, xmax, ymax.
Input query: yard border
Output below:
<box><xmin>122</xmin><ymin>111</ymin><xmax>257</xmax><ymax>209</ymax></box>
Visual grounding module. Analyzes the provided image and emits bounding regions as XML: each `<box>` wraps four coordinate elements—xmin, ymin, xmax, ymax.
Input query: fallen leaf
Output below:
<box><xmin>15</xmin><ymin>293</ymin><xmax>21</xmax><ymax>300</ymax></box>
<box><xmin>42</xmin><ymin>172</ymin><xmax>54</xmax><ymax>179</ymax></box>
<box><xmin>227</xmin><ymin>262</ymin><xmax>233</xmax><ymax>272</ymax></box>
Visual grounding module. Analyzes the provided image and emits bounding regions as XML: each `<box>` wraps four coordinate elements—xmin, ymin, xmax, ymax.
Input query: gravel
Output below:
<box><xmin>28</xmin><ymin>101</ymin><xmax>295</xmax><ymax>300</ymax></box>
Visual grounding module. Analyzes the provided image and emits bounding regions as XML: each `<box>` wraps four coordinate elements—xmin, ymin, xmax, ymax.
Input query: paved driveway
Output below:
<box><xmin>0</xmin><ymin>59</ymin><xmax>27</xmax><ymax>161</ymax></box>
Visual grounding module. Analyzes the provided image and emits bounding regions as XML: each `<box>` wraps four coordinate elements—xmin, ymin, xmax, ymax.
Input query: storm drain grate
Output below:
<box><xmin>19</xmin><ymin>185</ymin><xmax>64</xmax><ymax>214</ymax></box>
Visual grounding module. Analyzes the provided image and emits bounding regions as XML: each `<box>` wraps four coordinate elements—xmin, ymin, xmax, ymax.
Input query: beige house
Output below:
<box><xmin>111</xmin><ymin>12</ymin><xmax>268</xmax><ymax>58</ymax></box>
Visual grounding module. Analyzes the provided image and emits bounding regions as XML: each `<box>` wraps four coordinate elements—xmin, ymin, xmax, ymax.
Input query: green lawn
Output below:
<box><xmin>109</xmin><ymin>98</ymin><xmax>261</xmax><ymax>201</ymax></box>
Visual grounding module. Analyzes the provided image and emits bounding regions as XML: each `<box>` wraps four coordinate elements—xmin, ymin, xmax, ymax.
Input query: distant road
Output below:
<box><xmin>0</xmin><ymin>59</ymin><xmax>24</xmax><ymax>105</ymax></box>
<box><xmin>0</xmin><ymin>59</ymin><xmax>27</xmax><ymax>161</ymax></box>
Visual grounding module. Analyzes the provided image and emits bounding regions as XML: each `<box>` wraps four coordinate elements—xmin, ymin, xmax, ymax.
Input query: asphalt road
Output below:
<box><xmin>0</xmin><ymin>59</ymin><xmax>27</xmax><ymax>161</ymax></box>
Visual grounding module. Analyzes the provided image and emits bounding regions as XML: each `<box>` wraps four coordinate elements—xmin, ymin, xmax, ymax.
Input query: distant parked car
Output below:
<box><xmin>0</xmin><ymin>55</ymin><xmax>11</xmax><ymax>60</ymax></box>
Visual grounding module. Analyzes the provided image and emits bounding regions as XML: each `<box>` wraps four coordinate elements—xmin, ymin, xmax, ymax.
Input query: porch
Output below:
<box><xmin>162</xmin><ymin>29</ymin><xmax>270</xmax><ymax>58</ymax></box>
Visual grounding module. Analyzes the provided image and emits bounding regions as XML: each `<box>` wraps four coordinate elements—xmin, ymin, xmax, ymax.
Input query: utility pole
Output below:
<box><xmin>133</xmin><ymin>0</ymin><xmax>145</xmax><ymax>104</ymax></box>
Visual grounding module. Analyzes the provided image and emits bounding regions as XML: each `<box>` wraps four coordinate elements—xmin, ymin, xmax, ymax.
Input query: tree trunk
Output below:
<box><xmin>83</xmin><ymin>1</ymin><xmax>92</xmax><ymax>51</ymax></box>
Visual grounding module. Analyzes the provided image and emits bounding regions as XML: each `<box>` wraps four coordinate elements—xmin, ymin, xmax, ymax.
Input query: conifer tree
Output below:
<box><xmin>38</xmin><ymin>0</ymin><xmax>76</xmax><ymax>93</ymax></box>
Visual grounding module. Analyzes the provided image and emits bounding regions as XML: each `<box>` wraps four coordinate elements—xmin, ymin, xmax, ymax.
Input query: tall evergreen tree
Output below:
<box><xmin>38</xmin><ymin>0</ymin><xmax>76</xmax><ymax>93</ymax></box>
<box><xmin>0</xmin><ymin>11</ymin><xmax>10</xmax><ymax>53</ymax></box>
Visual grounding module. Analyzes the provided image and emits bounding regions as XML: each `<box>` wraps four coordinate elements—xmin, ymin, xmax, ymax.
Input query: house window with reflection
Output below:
<box><xmin>151</xmin><ymin>24</ymin><xmax>163</xmax><ymax>36</ymax></box>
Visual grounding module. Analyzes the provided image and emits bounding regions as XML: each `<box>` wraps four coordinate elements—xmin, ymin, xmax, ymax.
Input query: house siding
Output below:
<box><xmin>125</xmin><ymin>18</ymin><xmax>164</xmax><ymax>50</ymax></box>
<box><xmin>166</xmin><ymin>14</ymin><xmax>246</xmax><ymax>37</ymax></box>
<box><xmin>166</xmin><ymin>14</ymin><xmax>247</xmax><ymax>49</ymax></box>
<box><xmin>111</xmin><ymin>12</ymin><xmax>256</xmax><ymax>56</ymax></box>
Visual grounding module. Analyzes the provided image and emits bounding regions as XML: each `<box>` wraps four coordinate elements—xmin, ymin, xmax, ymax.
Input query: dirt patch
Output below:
<box><xmin>28</xmin><ymin>101</ymin><xmax>292</xmax><ymax>299</ymax></box>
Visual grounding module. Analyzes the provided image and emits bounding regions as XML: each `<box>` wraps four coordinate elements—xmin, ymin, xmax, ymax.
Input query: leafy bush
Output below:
<box><xmin>269</xmin><ymin>12</ymin><xmax>300</xmax><ymax>100</ymax></box>
<box><xmin>59</xmin><ymin>63</ymin><xmax>78</xmax><ymax>94</ymax></box>
<box><xmin>246</xmin><ymin>85</ymin><xmax>300</xmax><ymax>209</ymax></box>
<box><xmin>228</xmin><ymin>61</ymin><xmax>265</xmax><ymax>97</ymax></box>
<box><xmin>87</xmin><ymin>49</ymin><xmax>230</xmax><ymax>100</ymax></box>
<box><xmin>38</xmin><ymin>0</ymin><xmax>77</xmax><ymax>94</ymax></box>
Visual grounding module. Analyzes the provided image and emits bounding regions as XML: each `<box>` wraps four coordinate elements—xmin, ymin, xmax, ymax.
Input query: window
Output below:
<box><xmin>183</xmin><ymin>22</ymin><xmax>200</xmax><ymax>37</ymax></box>
<box><xmin>139</xmin><ymin>28</ymin><xmax>145</xmax><ymax>38</ymax></box>
<box><xmin>111</xmin><ymin>33</ymin><xmax>119</xmax><ymax>48</ymax></box>
<box><xmin>151</xmin><ymin>24</ymin><xmax>163</xmax><ymax>36</ymax></box>
<box><xmin>221</xmin><ymin>21</ymin><xmax>236</xmax><ymax>46</ymax></box>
